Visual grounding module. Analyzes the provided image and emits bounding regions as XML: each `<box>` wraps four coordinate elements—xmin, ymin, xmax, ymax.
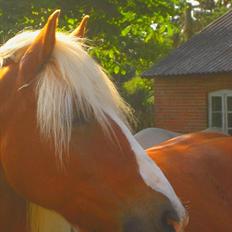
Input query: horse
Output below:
<box><xmin>0</xmin><ymin>10</ymin><xmax>188</xmax><ymax>232</ymax></box>
<box><xmin>0</xmin><ymin>167</ymin><xmax>28</xmax><ymax>232</ymax></box>
<box><xmin>147</xmin><ymin>132</ymin><xmax>232</xmax><ymax>232</ymax></box>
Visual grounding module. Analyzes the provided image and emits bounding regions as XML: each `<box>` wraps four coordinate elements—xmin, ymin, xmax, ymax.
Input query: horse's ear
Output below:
<box><xmin>19</xmin><ymin>10</ymin><xmax>60</xmax><ymax>81</ymax></box>
<box><xmin>71</xmin><ymin>15</ymin><xmax>89</xmax><ymax>38</ymax></box>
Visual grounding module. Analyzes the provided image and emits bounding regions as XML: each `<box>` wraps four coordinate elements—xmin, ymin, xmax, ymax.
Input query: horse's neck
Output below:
<box><xmin>0</xmin><ymin>168</ymin><xmax>27</xmax><ymax>232</ymax></box>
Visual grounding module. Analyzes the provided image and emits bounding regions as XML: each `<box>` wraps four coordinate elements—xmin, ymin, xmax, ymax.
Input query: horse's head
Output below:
<box><xmin>0</xmin><ymin>11</ymin><xmax>188</xmax><ymax>232</ymax></box>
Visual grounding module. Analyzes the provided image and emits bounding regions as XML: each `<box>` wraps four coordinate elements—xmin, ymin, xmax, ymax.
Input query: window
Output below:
<box><xmin>209</xmin><ymin>90</ymin><xmax>232</xmax><ymax>135</ymax></box>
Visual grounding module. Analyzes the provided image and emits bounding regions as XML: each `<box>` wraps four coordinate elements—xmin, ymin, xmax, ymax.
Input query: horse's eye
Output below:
<box><xmin>2</xmin><ymin>58</ymin><xmax>11</xmax><ymax>67</ymax></box>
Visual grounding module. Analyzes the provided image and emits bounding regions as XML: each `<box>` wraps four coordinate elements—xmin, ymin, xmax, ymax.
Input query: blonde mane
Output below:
<box><xmin>0</xmin><ymin>31</ymin><xmax>131</xmax><ymax>162</ymax></box>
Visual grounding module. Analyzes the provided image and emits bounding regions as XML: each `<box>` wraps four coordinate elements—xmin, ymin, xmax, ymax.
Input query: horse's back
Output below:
<box><xmin>147</xmin><ymin>132</ymin><xmax>232</xmax><ymax>232</ymax></box>
<box><xmin>134</xmin><ymin>127</ymin><xmax>181</xmax><ymax>149</ymax></box>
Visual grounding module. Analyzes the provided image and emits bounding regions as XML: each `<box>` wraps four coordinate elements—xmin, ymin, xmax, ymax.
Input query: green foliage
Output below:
<box><xmin>182</xmin><ymin>0</ymin><xmax>230</xmax><ymax>38</ymax></box>
<box><xmin>0</xmin><ymin>0</ymin><xmax>185</xmax><ymax>130</ymax></box>
<box><xmin>122</xmin><ymin>77</ymin><xmax>154</xmax><ymax>130</ymax></box>
<box><xmin>0</xmin><ymin>0</ymin><xmax>185</xmax><ymax>77</ymax></box>
<box><xmin>192</xmin><ymin>3</ymin><xmax>228</xmax><ymax>33</ymax></box>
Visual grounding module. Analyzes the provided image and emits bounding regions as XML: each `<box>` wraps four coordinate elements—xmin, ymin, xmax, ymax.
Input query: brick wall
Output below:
<box><xmin>154</xmin><ymin>74</ymin><xmax>232</xmax><ymax>133</ymax></box>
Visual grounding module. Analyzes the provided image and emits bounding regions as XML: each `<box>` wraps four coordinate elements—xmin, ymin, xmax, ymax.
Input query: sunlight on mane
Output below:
<box><xmin>0</xmin><ymin>31</ymin><xmax>132</xmax><ymax>163</ymax></box>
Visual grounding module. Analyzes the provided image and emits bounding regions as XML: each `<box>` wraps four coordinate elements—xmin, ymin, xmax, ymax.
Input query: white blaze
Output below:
<box><xmin>109</xmin><ymin>112</ymin><xmax>187</xmax><ymax>221</ymax></box>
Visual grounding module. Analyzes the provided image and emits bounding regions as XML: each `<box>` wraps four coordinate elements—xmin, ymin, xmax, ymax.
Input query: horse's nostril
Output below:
<box><xmin>162</xmin><ymin>210</ymin><xmax>180</xmax><ymax>232</ymax></box>
<box><xmin>123</xmin><ymin>216</ymin><xmax>145</xmax><ymax>232</ymax></box>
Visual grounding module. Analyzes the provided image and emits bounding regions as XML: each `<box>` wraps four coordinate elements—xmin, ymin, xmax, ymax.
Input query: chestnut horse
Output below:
<box><xmin>0</xmin><ymin>10</ymin><xmax>187</xmax><ymax>232</ymax></box>
<box><xmin>147</xmin><ymin>132</ymin><xmax>232</xmax><ymax>232</ymax></box>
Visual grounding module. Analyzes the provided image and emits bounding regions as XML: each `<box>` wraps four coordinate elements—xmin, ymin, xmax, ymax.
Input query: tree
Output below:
<box><xmin>0</xmin><ymin>1</ymin><xmax>229</xmax><ymax>130</ymax></box>
<box><xmin>181</xmin><ymin>0</ymin><xmax>230</xmax><ymax>40</ymax></box>
<box><xmin>0</xmin><ymin>0</ymin><xmax>187</xmax><ymax>130</ymax></box>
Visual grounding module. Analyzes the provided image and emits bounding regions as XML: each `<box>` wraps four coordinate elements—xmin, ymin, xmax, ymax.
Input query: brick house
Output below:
<box><xmin>142</xmin><ymin>10</ymin><xmax>232</xmax><ymax>135</ymax></box>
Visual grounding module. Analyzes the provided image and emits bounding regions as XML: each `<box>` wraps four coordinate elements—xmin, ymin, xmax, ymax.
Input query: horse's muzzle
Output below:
<box><xmin>123</xmin><ymin>208</ymin><xmax>184</xmax><ymax>232</ymax></box>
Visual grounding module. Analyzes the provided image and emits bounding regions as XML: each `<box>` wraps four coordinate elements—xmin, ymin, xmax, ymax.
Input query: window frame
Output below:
<box><xmin>209</xmin><ymin>89</ymin><xmax>232</xmax><ymax>134</ymax></box>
